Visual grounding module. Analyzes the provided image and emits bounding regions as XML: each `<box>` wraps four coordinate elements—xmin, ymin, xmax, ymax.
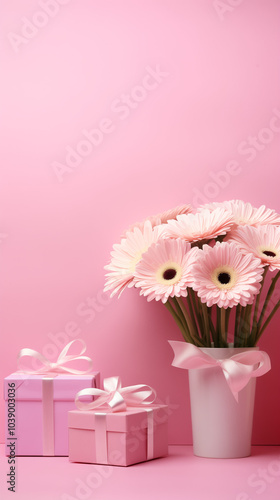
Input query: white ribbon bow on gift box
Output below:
<box><xmin>15</xmin><ymin>339</ymin><xmax>94</xmax><ymax>456</ymax></box>
<box><xmin>17</xmin><ymin>339</ymin><xmax>93</xmax><ymax>374</ymax></box>
<box><xmin>75</xmin><ymin>376</ymin><xmax>156</xmax><ymax>412</ymax></box>
<box><xmin>75</xmin><ymin>377</ymin><xmax>157</xmax><ymax>464</ymax></box>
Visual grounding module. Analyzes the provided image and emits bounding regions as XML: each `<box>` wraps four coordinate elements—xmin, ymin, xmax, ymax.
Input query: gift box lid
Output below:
<box><xmin>4</xmin><ymin>372</ymin><xmax>100</xmax><ymax>401</ymax></box>
<box><xmin>68</xmin><ymin>404</ymin><xmax>168</xmax><ymax>432</ymax></box>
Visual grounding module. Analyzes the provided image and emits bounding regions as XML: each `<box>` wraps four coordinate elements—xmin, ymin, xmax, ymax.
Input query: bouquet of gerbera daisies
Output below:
<box><xmin>104</xmin><ymin>200</ymin><xmax>280</xmax><ymax>348</ymax></box>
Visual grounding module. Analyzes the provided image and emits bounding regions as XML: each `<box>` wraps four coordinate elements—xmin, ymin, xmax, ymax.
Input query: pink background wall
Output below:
<box><xmin>1</xmin><ymin>0</ymin><xmax>280</xmax><ymax>444</ymax></box>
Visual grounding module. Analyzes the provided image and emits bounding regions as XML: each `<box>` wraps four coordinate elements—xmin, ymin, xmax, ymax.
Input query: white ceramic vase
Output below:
<box><xmin>188</xmin><ymin>347</ymin><xmax>257</xmax><ymax>459</ymax></box>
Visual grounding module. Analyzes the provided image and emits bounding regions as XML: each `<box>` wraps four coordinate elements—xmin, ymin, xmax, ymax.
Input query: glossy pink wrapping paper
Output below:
<box><xmin>4</xmin><ymin>372</ymin><xmax>100</xmax><ymax>456</ymax></box>
<box><xmin>68</xmin><ymin>405</ymin><xmax>168</xmax><ymax>466</ymax></box>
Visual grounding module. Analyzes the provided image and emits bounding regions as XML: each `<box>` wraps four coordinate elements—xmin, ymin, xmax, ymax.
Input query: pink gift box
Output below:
<box><xmin>4</xmin><ymin>371</ymin><xmax>100</xmax><ymax>456</ymax></box>
<box><xmin>68</xmin><ymin>404</ymin><xmax>169</xmax><ymax>466</ymax></box>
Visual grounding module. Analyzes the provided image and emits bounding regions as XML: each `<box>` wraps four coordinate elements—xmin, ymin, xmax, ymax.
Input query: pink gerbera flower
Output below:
<box><xmin>134</xmin><ymin>239</ymin><xmax>198</xmax><ymax>303</ymax></box>
<box><xmin>227</xmin><ymin>225</ymin><xmax>280</xmax><ymax>271</ymax></box>
<box><xmin>198</xmin><ymin>200</ymin><xmax>280</xmax><ymax>227</ymax></box>
<box><xmin>104</xmin><ymin>221</ymin><xmax>162</xmax><ymax>297</ymax></box>
<box><xmin>191</xmin><ymin>242</ymin><xmax>264</xmax><ymax>308</ymax></box>
<box><xmin>157</xmin><ymin>204</ymin><xmax>193</xmax><ymax>223</ymax></box>
<box><xmin>124</xmin><ymin>204</ymin><xmax>193</xmax><ymax>235</ymax></box>
<box><xmin>164</xmin><ymin>208</ymin><xmax>234</xmax><ymax>242</ymax></box>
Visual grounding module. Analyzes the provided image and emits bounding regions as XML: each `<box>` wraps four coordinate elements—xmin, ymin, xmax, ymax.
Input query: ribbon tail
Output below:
<box><xmin>232</xmin><ymin>391</ymin><xmax>239</xmax><ymax>403</ymax></box>
<box><xmin>222</xmin><ymin>350</ymin><xmax>271</xmax><ymax>400</ymax></box>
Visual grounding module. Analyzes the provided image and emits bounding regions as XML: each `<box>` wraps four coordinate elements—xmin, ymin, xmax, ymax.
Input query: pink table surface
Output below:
<box><xmin>1</xmin><ymin>444</ymin><xmax>280</xmax><ymax>500</ymax></box>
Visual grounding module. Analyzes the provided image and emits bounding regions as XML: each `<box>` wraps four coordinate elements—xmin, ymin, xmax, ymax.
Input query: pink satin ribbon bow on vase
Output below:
<box><xmin>169</xmin><ymin>341</ymin><xmax>271</xmax><ymax>401</ymax></box>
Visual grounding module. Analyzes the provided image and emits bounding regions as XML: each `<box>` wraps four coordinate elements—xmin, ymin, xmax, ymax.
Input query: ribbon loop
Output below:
<box><xmin>103</xmin><ymin>376</ymin><xmax>121</xmax><ymax>393</ymax></box>
<box><xmin>75</xmin><ymin>376</ymin><xmax>156</xmax><ymax>412</ymax></box>
<box><xmin>17</xmin><ymin>339</ymin><xmax>93</xmax><ymax>375</ymax></box>
<box><xmin>169</xmin><ymin>341</ymin><xmax>271</xmax><ymax>401</ymax></box>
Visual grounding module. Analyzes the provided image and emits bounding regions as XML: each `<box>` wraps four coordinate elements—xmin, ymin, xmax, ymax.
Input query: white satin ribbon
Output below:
<box><xmin>17</xmin><ymin>339</ymin><xmax>93</xmax><ymax>455</ymax></box>
<box><xmin>17</xmin><ymin>339</ymin><xmax>93</xmax><ymax>374</ymax></box>
<box><xmin>75</xmin><ymin>377</ymin><xmax>157</xmax><ymax>464</ymax></box>
<box><xmin>169</xmin><ymin>341</ymin><xmax>271</xmax><ymax>401</ymax></box>
<box><xmin>42</xmin><ymin>378</ymin><xmax>55</xmax><ymax>456</ymax></box>
<box><xmin>75</xmin><ymin>376</ymin><xmax>156</xmax><ymax>412</ymax></box>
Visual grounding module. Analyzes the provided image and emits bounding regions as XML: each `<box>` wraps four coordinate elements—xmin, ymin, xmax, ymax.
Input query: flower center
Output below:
<box><xmin>258</xmin><ymin>245</ymin><xmax>278</xmax><ymax>260</ymax></box>
<box><xmin>163</xmin><ymin>269</ymin><xmax>177</xmax><ymax>280</ymax></box>
<box><xmin>262</xmin><ymin>250</ymin><xmax>276</xmax><ymax>258</ymax></box>
<box><xmin>156</xmin><ymin>261</ymin><xmax>183</xmax><ymax>286</ymax></box>
<box><xmin>234</xmin><ymin>217</ymin><xmax>247</xmax><ymax>225</ymax></box>
<box><xmin>217</xmin><ymin>272</ymin><xmax>231</xmax><ymax>285</ymax></box>
<box><xmin>212</xmin><ymin>266</ymin><xmax>237</xmax><ymax>290</ymax></box>
<box><xmin>129</xmin><ymin>248</ymin><xmax>149</xmax><ymax>273</ymax></box>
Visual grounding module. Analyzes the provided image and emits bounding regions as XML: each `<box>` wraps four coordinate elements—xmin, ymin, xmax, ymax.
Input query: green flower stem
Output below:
<box><xmin>189</xmin><ymin>289</ymin><xmax>204</xmax><ymax>337</ymax></box>
<box><xmin>171</xmin><ymin>297</ymin><xmax>191</xmax><ymax>338</ymax></box>
<box><xmin>201</xmin><ymin>302</ymin><xmax>211</xmax><ymax>346</ymax></box>
<box><xmin>220</xmin><ymin>307</ymin><xmax>228</xmax><ymax>346</ymax></box>
<box><xmin>234</xmin><ymin>304</ymin><xmax>242</xmax><ymax>347</ymax></box>
<box><xmin>216</xmin><ymin>305</ymin><xmax>221</xmax><ymax>345</ymax></box>
<box><xmin>216</xmin><ymin>305</ymin><xmax>227</xmax><ymax>346</ymax></box>
<box><xmin>164</xmin><ymin>300</ymin><xmax>192</xmax><ymax>343</ymax></box>
<box><xmin>233</xmin><ymin>304</ymin><xmax>241</xmax><ymax>347</ymax></box>
<box><xmin>256</xmin><ymin>298</ymin><xmax>280</xmax><ymax>343</ymax></box>
<box><xmin>186</xmin><ymin>294</ymin><xmax>200</xmax><ymax>340</ymax></box>
<box><xmin>176</xmin><ymin>297</ymin><xmax>205</xmax><ymax>347</ymax></box>
<box><xmin>241</xmin><ymin>304</ymin><xmax>253</xmax><ymax>347</ymax></box>
<box><xmin>174</xmin><ymin>297</ymin><xmax>200</xmax><ymax>345</ymax></box>
<box><xmin>225</xmin><ymin>307</ymin><xmax>231</xmax><ymax>340</ymax></box>
<box><xmin>257</xmin><ymin>269</ymin><xmax>280</xmax><ymax>336</ymax></box>
<box><xmin>251</xmin><ymin>267</ymin><xmax>268</xmax><ymax>341</ymax></box>
<box><xmin>247</xmin><ymin>303</ymin><xmax>254</xmax><ymax>345</ymax></box>
<box><xmin>238</xmin><ymin>306</ymin><xmax>247</xmax><ymax>346</ymax></box>
<box><xmin>208</xmin><ymin>307</ymin><xmax>218</xmax><ymax>346</ymax></box>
